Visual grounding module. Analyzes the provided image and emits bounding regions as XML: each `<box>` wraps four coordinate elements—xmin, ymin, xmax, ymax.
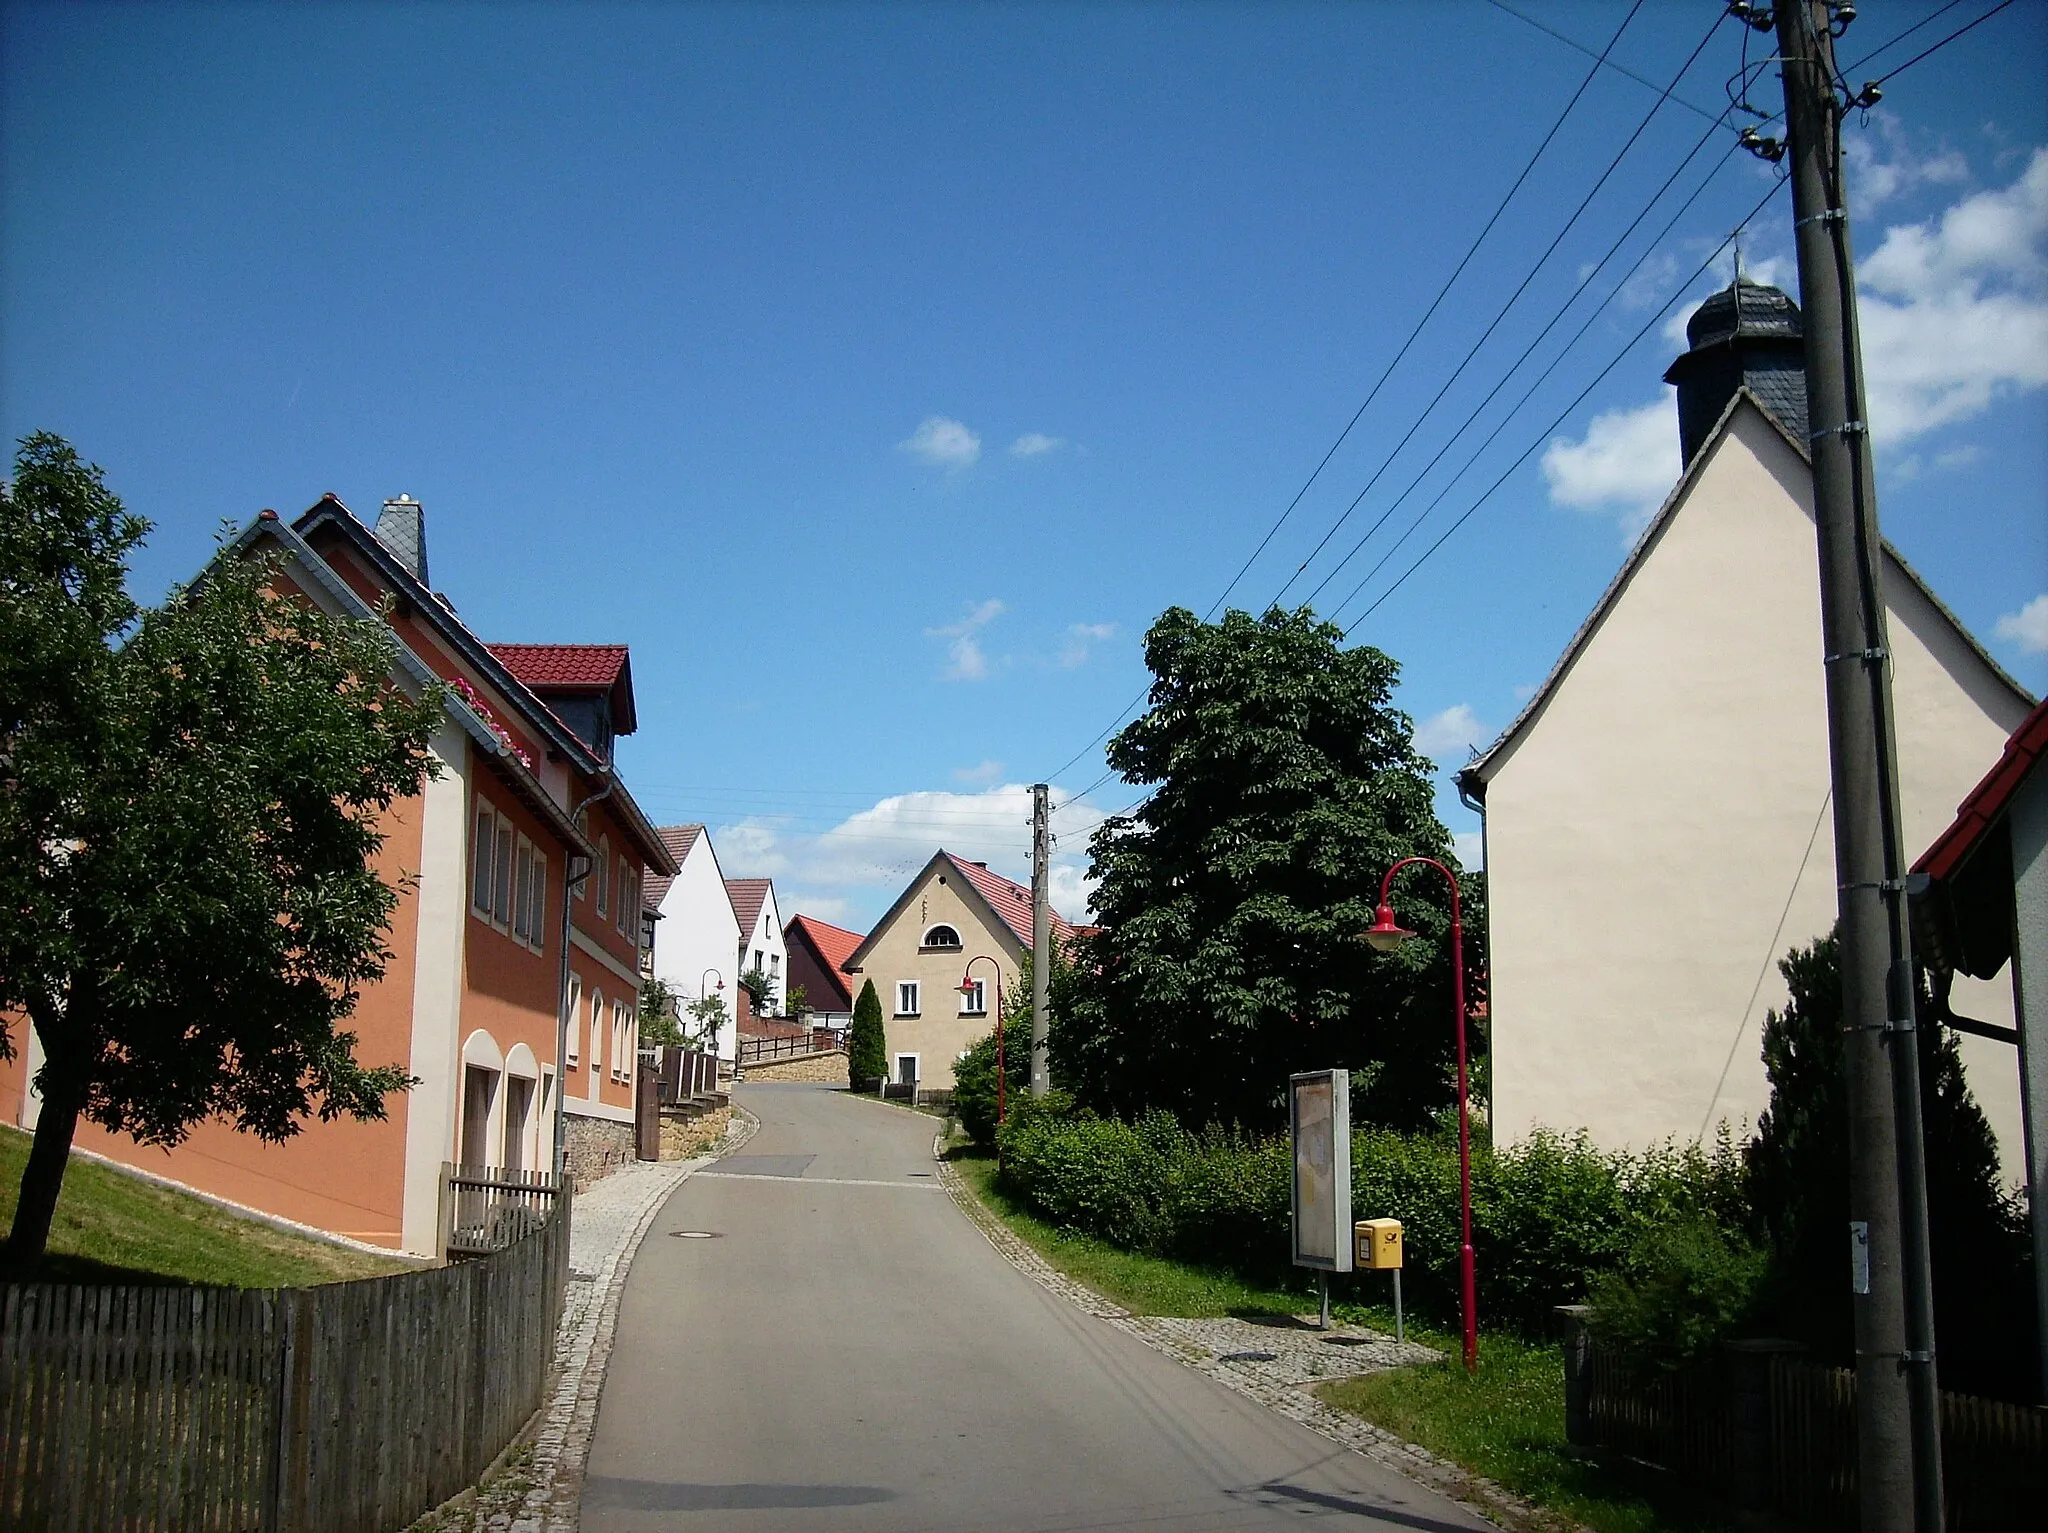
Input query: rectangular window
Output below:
<box><xmin>512</xmin><ymin>840</ymin><xmax>533</xmax><ymax>943</ymax></box>
<box><xmin>588</xmin><ymin>990</ymin><xmax>604</xmax><ymax>1074</ymax></box>
<box><xmin>959</xmin><ymin>978</ymin><xmax>987</xmax><ymax>1016</ymax></box>
<box><xmin>616</xmin><ymin>859</ymin><xmax>632</xmax><ymax>934</ymax></box>
<box><xmin>566</xmin><ymin>976</ymin><xmax>581</xmax><ymax>1065</ymax></box>
<box><xmin>896</xmin><ymin>981</ymin><xmax>920</xmax><ymax>1017</ymax></box>
<box><xmin>529</xmin><ymin>848</ymin><xmax>546</xmax><ymax>951</ymax></box>
<box><xmin>895</xmin><ymin>1054</ymin><xmax>919</xmax><ymax>1086</ymax></box>
<box><xmin>595</xmin><ymin>840</ymin><xmax>611</xmax><ymax>917</ymax></box>
<box><xmin>471</xmin><ymin>806</ymin><xmax>495</xmax><ymax>914</ymax></box>
<box><xmin>493</xmin><ymin>818</ymin><xmax>514</xmax><ymax>926</ymax></box>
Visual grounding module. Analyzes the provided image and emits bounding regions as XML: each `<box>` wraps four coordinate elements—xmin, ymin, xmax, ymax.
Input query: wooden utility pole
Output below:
<box><xmin>1030</xmin><ymin>782</ymin><xmax>1052</xmax><ymax>1097</ymax></box>
<box><xmin>1774</xmin><ymin>5</ymin><xmax>1944</xmax><ymax>1529</ymax></box>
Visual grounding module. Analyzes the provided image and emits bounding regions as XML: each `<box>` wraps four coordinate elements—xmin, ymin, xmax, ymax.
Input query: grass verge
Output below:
<box><xmin>1</xmin><ymin>1123</ymin><xmax>415</xmax><ymax>1286</ymax></box>
<box><xmin>947</xmin><ymin>1144</ymin><xmax>1733</xmax><ymax>1533</ymax></box>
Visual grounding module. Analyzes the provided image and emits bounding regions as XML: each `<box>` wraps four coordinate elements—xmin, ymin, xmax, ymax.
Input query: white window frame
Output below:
<box><xmin>595</xmin><ymin>836</ymin><xmax>611</xmax><ymax>918</ymax></box>
<box><xmin>958</xmin><ymin>978</ymin><xmax>987</xmax><ymax>1017</ymax></box>
<box><xmin>588</xmin><ymin>989</ymin><xmax>604</xmax><ymax>1075</ymax></box>
<box><xmin>565</xmin><ymin>975</ymin><xmax>582</xmax><ymax>1065</ymax></box>
<box><xmin>615</xmin><ymin>858</ymin><xmax>632</xmax><ymax>934</ymax></box>
<box><xmin>894</xmin><ymin>1053</ymin><xmax>920</xmax><ymax>1087</ymax></box>
<box><xmin>472</xmin><ymin>804</ymin><xmax>545</xmax><ymax>953</ymax></box>
<box><xmin>895</xmin><ymin>980</ymin><xmax>921</xmax><ymax>1018</ymax></box>
<box><xmin>920</xmin><ymin>924</ymin><xmax>963</xmax><ymax>951</ymax></box>
<box><xmin>472</xmin><ymin>805</ymin><xmax>496</xmax><ymax>915</ymax></box>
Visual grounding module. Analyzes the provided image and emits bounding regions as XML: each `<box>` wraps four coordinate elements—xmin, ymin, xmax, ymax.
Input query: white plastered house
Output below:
<box><xmin>1457</xmin><ymin>277</ymin><xmax>2036</xmax><ymax>1173</ymax></box>
<box><xmin>646</xmin><ymin>825</ymin><xmax>744</xmax><ymax>1063</ymax></box>
<box><xmin>726</xmin><ymin>878</ymin><xmax>787</xmax><ymax>1021</ymax></box>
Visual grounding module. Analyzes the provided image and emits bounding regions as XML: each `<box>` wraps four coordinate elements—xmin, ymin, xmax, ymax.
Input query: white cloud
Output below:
<box><xmin>712</xmin><ymin>784</ymin><xmax>1110</xmax><ymax>927</ymax></box>
<box><xmin>1995</xmin><ymin>594</ymin><xmax>2048</xmax><ymax>654</ymax></box>
<box><xmin>1010</xmin><ymin>432</ymin><xmax>1065</xmax><ymax>458</ymax></box>
<box><xmin>1934</xmin><ymin>443</ymin><xmax>1983</xmax><ymax>471</ymax></box>
<box><xmin>1843</xmin><ymin>113</ymin><xmax>1969</xmax><ymax>210</ymax></box>
<box><xmin>900</xmin><ymin>415</ymin><xmax>982</xmax><ymax>469</ymax></box>
<box><xmin>953</xmin><ymin>758</ymin><xmax>1005</xmax><ymax>785</ymax></box>
<box><xmin>1857</xmin><ymin>148</ymin><xmax>2048</xmax><ymax>444</ymax></box>
<box><xmin>1058</xmin><ymin>621</ymin><xmax>1118</xmax><ymax>669</ymax></box>
<box><xmin>1413</xmin><ymin>704</ymin><xmax>1487</xmax><ymax>764</ymax></box>
<box><xmin>926</xmin><ymin>598</ymin><xmax>1005</xmax><ymax>681</ymax></box>
<box><xmin>1540</xmin><ymin>392</ymin><xmax>1679</xmax><ymax>536</ymax></box>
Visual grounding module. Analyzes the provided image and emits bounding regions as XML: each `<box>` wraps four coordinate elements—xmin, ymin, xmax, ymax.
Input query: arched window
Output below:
<box><xmin>921</xmin><ymin>924</ymin><xmax>962</xmax><ymax>950</ymax></box>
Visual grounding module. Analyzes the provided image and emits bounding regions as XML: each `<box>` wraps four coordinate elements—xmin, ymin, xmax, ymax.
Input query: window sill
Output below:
<box><xmin>893</xmin><ymin>1013</ymin><xmax>920</xmax><ymax>1020</ymax></box>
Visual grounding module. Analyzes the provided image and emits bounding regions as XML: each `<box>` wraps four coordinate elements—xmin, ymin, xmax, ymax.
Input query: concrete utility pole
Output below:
<box><xmin>1030</xmin><ymin>782</ymin><xmax>1052</xmax><ymax>1097</ymax></box>
<box><xmin>1774</xmin><ymin>5</ymin><xmax>1944</xmax><ymax>1530</ymax></box>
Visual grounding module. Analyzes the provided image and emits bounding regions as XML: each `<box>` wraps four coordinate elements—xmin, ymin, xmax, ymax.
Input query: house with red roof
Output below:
<box><xmin>785</xmin><ymin>914</ymin><xmax>864</xmax><ymax>1031</ymax></box>
<box><xmin>644</xmin><ymin>824</ymin><xmax>744</xmax><ymax>1064</ymax></box>
<box><xmin>727</xmin><ymin>878</ymin><xmax>787</xmax><ymax>1023</ymax></box>
<box><xmin>839</xmin><ymin>851</ymin><xmax>1080</xmax><ymax>1091</ymax></box>
<box><xmin>1</xmin><ymin>493</ymin><xmax>677</xmax><ymax>1253</ymax></box>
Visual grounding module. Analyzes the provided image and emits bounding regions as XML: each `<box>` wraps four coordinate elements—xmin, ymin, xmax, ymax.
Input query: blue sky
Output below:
<box><xmin>5</xmin><ymin>1</ymin><xmax>2044</xmax><ymax>929</ymax></box>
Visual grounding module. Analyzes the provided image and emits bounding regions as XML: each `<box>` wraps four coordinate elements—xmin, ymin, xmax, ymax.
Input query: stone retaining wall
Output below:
<box><xmin>742</xmin><ymin>1052</ymin><xmax>848</xmax><ymax>1085</ymax></box>
<box><xmin>564</xmin><ymin>1114</ymin><xmax>636</xmax><ymax>1191</ymax></box>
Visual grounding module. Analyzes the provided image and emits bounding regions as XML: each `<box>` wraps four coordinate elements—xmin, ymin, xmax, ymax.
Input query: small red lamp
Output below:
<box><xmin>1363</xmin><ymin>904</ymin><xmax>1415</xmax><ymax>953</ymax></box>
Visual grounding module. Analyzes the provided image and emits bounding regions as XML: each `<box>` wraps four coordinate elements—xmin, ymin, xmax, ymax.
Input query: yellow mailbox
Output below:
<box><xmin>1356</xmin><ymin>1218</ymin><xmax>1403</xmax><ymax>1270</ymax></box>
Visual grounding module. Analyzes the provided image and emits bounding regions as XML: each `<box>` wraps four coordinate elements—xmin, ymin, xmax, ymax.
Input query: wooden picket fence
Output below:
<box><xmin>0</xmin><ymin>1167</ymin><xmax>569</xmax><ymax>1533</ymax></box>
<box><xmin>1579</xmin><ymin>1337</ymin><xmax>2047</xmax><ymax>1531</ymax></box>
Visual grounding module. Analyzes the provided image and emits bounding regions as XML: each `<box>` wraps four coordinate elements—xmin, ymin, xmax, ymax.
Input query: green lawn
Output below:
<box><xmin>0</xmin><ymin>1123</ymin><xmax>415</xmax><ymax>1286</ymax></box>
<box><xmin>948</xmin><ymin>1145</ymin><xmax>1734</xmax><ymax>1533</ymax></box>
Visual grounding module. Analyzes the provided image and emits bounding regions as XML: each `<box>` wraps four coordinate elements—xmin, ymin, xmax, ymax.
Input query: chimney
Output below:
<box><xmin>374</xmin><ymin>495</ymin><xmax>429</xmax><ymax>584</ymax></box>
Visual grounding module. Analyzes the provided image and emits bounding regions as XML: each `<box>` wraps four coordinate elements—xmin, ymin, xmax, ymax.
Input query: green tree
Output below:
<box><xmin>1054</xmin><ymin>604</ymin><xmax>1482</xmax><ymax>1132</ymax></box>
<box><xmin>1746</xmin><ymin>931</ymin><xmax>2034</xmax><ymax>1398</ymax></box>
<box><xmin>639</xmin><ymin>978</ymin><xmax>685</xmax><ymax>1048</ymax></box>
<box><xmin>0</xmin><ymin>434</ymin><xmax>443</xmax><ymax>1272</ymax></box>
<box><xmin>847</xmin><ymin>978</ymin><xmax>887</xmax><ymax>1089</ymax></box>
<box><xmin>737</xmin><ymin>964</ymin><xmax>775</xmax><ymax>1018</ymax></box>
<box><xmin>686</xmin><ymin>991</ymin><xmax>729</xmax><ymax>1049</ymax></box>
<box><xmin>784</xmin><ymin>982</ymin><xmax>809</xmax><ymax>1023</ymax></box>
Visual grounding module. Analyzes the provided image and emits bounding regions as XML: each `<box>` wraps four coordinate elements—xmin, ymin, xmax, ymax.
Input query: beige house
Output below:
<box><xmin>1458</xmin><ymin>278</ymin><xmax>2036</xmax><ymax>1169</ymax></box>
<box><xmin>841</xmin><ymin>850</ymin><xmax>1076</xmax><ymax>1091</ymax></box>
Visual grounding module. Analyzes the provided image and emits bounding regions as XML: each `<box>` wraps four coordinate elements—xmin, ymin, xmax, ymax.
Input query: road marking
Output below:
<box><xmin>693</xmin><ymin>1171</ymin><xmax>946</xmax><ymax>1191</ymax></box>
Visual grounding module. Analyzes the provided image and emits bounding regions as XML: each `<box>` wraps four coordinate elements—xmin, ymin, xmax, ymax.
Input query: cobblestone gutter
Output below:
<box><xmin>933</xmin><ymin>1138</ymin><xmax>1581</xmax><ymax>1533</ymax></box>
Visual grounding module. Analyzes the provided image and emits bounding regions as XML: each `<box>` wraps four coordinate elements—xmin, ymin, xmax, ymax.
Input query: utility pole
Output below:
<box><xmin>1030</xmin><ymin>782</ymin><xmax>1052</xmax><ymax>1097</ymax></box>
<box><xmin>1773</xmin><ymin>5</ymin><xmax>1944</xmax><ymax>1530</ymax></box>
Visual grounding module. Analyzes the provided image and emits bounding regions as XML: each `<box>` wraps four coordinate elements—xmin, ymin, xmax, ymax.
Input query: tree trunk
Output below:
<box><xmin>2</xmin><ymin>1040</ymin><xmax>85</xmax><ymax>1277</ymax></box>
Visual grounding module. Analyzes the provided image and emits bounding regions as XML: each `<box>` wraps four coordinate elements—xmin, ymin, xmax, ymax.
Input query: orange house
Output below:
<box><xmin>0</xmin><ymin>494</ymin><xmax>676</xmax><ymax>1255</ymax></box>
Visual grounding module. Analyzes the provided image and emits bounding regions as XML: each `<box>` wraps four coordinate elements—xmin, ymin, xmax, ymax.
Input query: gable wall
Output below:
<box><xmin>844</xmin><ymin>863</ymin><xmax>1023</xmax><ymax>1089</ymax></box>
<box><xmin>1484</xmin><ymin>405</ymin><xmax>2028</xmax><ymax>1165</ymax></box>
<box><xmin>651</xmin><ymin>841</ymin><xmax>744</xmax><ymax>1060</ymax></box>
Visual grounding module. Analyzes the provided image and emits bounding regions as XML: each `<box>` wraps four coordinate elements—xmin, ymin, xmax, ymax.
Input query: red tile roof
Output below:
<box><xmin>947</xmin><ymin>852</ymin><xmax>1080</xmax><ymax>950</ymax></box>
<box><xmin>726</xmin><ymin>878</ymin><xmax>773</xmax><ymax>942</ymax></box>
<box><xmin>1914</xmin><ymin>696</ymin><xmax>2048</xmax><ymax>883</ymax></box>
<box><xmin>643</xmin><ymin>825</ymin><xmax>707</xmax><ymax>911</ymax></box>
<box><xmin>486</xmin><ymin>643</ymin><xmax>629</xmax><ymax>690</ymax></box>
<box><xmin>788</xmin><ymin>914</ymin><xmax>864</xmax><ymax>977</ymax></box>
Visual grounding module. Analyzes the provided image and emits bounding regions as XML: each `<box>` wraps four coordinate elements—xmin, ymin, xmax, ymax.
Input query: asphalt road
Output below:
<box><xmin>582</xmin><ymin>1082</ymin><xmax>1493</xmax><ymax>1532</ymax></box>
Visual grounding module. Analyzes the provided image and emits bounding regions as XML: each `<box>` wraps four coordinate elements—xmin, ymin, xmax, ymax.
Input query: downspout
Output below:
<box><xmin>553</xmin><ymin>772</ymin><xmax>615</xmax><ymax>1177</ymax></box>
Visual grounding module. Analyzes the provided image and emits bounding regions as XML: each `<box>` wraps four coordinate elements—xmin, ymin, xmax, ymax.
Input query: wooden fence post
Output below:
<box><xmin>1555</xmin><ymin>1305</ymin><xmax>1594</xmax><ymax>1449</ymax></box>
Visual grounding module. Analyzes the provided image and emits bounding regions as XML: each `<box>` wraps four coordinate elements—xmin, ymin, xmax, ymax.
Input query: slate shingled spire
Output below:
<box><xmin>1663</xmin><ymin>276</ymin><xmax>1808</xmax><ymax>467</ymax></box>
<box><xmin>374</xmin><ymin>494</ymin><xmax>429</xmax><ymax>584</ymax></box>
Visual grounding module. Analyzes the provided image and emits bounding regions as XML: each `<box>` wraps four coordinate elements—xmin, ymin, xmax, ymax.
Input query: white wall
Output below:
<box><xmin>1480</xmin><ymin>402</ymin><xmax>2030</xmax><ymax>1175</ymax></box>
<box><xmin>739</xmin><ymin>887</ymin><xmax>788</xmax><ymax>1015</ymax></box>
<box><xmin>650</xmin><ymin>836</ymin><xmax>743</xmax><ymax>1062</ymax></box>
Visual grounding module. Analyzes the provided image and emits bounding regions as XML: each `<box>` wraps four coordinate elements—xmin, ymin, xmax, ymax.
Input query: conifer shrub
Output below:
<box><xmin>847</xmin><ymin>978</ymin><xmax>887</xmax><ymax>1091</ymax></box>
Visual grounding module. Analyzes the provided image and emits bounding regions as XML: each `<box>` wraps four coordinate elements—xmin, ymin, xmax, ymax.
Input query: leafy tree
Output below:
<box><xmin>639</xmin><ymin>978</ymin><xmax>685</xmax><ymax>1048</ymax></box>
<box><xmin>847</xmin><ymin>978</ymin><xmax>887</xmax><ymax>1089</ymax></box>
<box><xmin>1</xmin><ymin>435</ymin><xmax>443</xmax><ymax>1272</ymax></box>
<box><xmin>737</xmin><ymin>964</ymin><xmax>775</xmax><ymax>1018</ymax></box>
<box><xmin>1746</xmin><ymin>931</ymin><xmax>2034</xmax><ymax>1398</ymax></box>
<box><xmin>686</xmin><ymin>991</ymin><xmax>729</xmax><ymax>1049</ymax></box>
<box><xmin>784</xmin><ymin>982</ymin><xmax>809</xmax><ymax>1023</ymax></box>
<box><xmin>1054</xmin><ymin>605</ymin><xmax>1483</xmax><ymax>1132</ymax></box>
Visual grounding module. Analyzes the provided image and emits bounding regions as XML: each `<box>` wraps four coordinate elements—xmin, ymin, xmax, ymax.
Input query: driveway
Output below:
<box><xmin>582</xmin><ymin>1081</ymin><xmax>1493</xmax><ymax>1531</ymax></box>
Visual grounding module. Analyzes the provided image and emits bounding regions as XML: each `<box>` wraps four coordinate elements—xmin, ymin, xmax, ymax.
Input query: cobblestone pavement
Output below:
<box><xmin>934</xmin><ymin>1140</ymin><xmax>1573</xmax><ymax>1533</ymax></box>
<box><xmin>487</xmin><ymin>1109</ymin><xmax>758</xmax><ymax>1533</ymax></box>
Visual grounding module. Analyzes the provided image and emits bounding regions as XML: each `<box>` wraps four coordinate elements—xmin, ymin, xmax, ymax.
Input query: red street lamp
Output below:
<box><xmin>1365</xmin><ymin>856</ymin><xmax>1478</xmax><ymax>1374</ymax></box>
<box><xmin>958</xmin><ymin>955</ymin><xmax>1005</xmax><ymax>1159</ymax></box>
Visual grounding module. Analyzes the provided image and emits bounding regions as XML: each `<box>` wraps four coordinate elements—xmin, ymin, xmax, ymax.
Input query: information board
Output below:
<box><xmin>1289</xmin><ymin>1069</ymin><xmax>1352</xmax><ymax>1272</ymax></box>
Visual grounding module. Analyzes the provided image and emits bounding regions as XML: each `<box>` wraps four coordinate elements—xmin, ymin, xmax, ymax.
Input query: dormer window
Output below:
<box><xmin>921</xmin><ymin>924</ymin><xmax>963</xmax><ymax>950</ymax></box>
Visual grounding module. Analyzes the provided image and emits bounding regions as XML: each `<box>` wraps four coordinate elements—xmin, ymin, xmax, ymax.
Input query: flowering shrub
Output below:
<box><xmin>449</xmin><ymin>675</ymin><xmax>534</xmax><ymax>769</ymax></box>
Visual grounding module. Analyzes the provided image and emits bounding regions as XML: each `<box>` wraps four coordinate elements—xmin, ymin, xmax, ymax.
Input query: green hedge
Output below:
<box><xmin>996</xmin><ymin>1097</ymin><xmax>1747</xmax><ymax>1336</ymax></box>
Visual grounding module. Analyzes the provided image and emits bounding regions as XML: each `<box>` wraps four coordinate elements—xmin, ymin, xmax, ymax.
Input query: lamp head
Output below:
<box><xmin>1363</xmin><ymin>903</ymin><xmax>1413</xmax><ymax>954</ymax></box>
<box><xmin>957</xmin><ymin>974</ymin><xmax>978</xmax><ymax>996</ymax></box>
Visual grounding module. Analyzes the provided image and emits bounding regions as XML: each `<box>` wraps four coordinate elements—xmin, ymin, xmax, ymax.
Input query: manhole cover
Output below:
<box><xmin>669</xmin><ymin>1230</ymin><xmax>724</xmax><ymax>1239</ymax></box>
<box><xmin>1217</xmin><ymin>1350</ymin><xmax>1279</xmax><ymax>1364</ymax></box>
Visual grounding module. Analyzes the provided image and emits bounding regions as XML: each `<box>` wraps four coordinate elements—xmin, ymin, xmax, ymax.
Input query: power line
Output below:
<box><xmin>1855</xmin><ymin>0</ymin><xmax>2015</xmax><ymax>86</ymax></box>
<box><xmin>1199</xmin><ymin>0</ymin><xmax>1651</xmax><ymax>625</ymax></box>
<box><xmin>1336</xmin><ymin>177</ymin><xmax>1788</xmax><ymax>627</ymax></box>
<box><xmin>1274</xmin><ymin>8</ymin><xmax>1731</xmax><ymax>608</ymax></box>
<box><xmin>1303</xmin><ymin>116</ymin><xmax>1738</xmax><ymax>610</ymax></box>
<box><xmin>1483</xmin><ymin>0</ymin><xmax>1727</xmax><ymax>125</ymax></box>
<box><xmin>1840</xmin><ymin>0</ymin><xmax>1971</xmax><ymax>75</ymax></box>
<box><xmin>1043</xmin><ymin>0</ymin><xmax>1653</xmax><ymax>788</ymax></box>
